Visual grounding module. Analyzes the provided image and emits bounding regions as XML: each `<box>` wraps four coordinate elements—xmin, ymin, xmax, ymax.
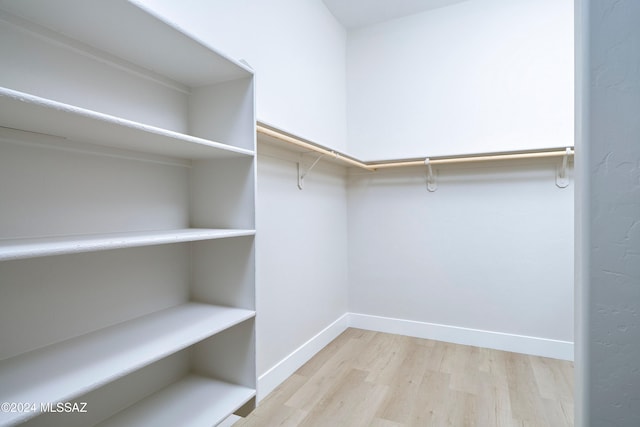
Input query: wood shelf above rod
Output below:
<box><xmin>256</xmin><ymin>123</ymin><xmax>574</xmax><ymax>171</ymax></box>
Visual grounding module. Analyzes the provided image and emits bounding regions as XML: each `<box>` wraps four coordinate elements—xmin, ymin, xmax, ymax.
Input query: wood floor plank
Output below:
<box><xmin>236</xmin><ymin>404</ymin><xmax>308</xmax><ymax>427</ymax></box>
<box><xmin>365</xmin><ymin>334</ymin><xmax>412</xmax><ymax>385</ymax></box>
<box><xmin>505</xmin><ymin>352</ymin><xmax>553</xmax><ymax>426</ymax></box>
<box><xmin>375</xmin><ymin>340</ymin><xmax>431</xmax><ymax>423</ymax></box>
<box><xmin>449</xmin><ymin>345</ymin><xmax>486</xmax><ymax>395</ymax></box>
<box><xmin>236</xmin><ymin>374</ymin><xmax>309</xmax><ymax>427</ymax></box>
<box><xmin>473</xmin><ymin>381</ymin><xmax>514</xmax><ymax>427</ymax></box>
<box><xmin>478</xmin><ymin>347</ymin><xmax>510</xmax><ymax>388</ymax></box>
<box><xmin>260</xmin><ymin>373</ymin><xmax>308</xmax><ymax>408</ymax></box>
<box><xmin>529</xmin><ymin>355</ymin><xmax>574</xmax><ymax>400</ymax></box>
<box><xmin>284</xmin><ymin>336</ymin><xmax>362</xmax><ymax>411</ymax></box>
<box><xmin>542</xmin><ymin>398</ymin><xmax>574</xmax><ymax>427</ymax></box>
<box><xmin>436</xmin><ymin>341</ymin><xmax>463</xmax><ymax>374</ymax></box>
<box><xmin>234</xmin><ymin>328</ymin><xmax>574</xmax><ymax>427</ymax></box>
<box><xmin>294</xmin><ymin>330</ymin><xmax>356</xmax><ymax>377</ymax></box>
<box><xmin>369</xmin><ymin>418</ymin><xmax>404</xmax><ymax>427</ymax></box>
<box><xmin>299</xmin><ymin>368</ymin><xmax>388</xmax><ymax>427</ymax></box>
<box><xmin>411</xmin><ymin>369</ymin><xmax>453</xmax><ymax>426</ymax></box>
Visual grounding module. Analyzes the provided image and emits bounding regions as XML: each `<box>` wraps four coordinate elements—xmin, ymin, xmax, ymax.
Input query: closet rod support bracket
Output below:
<box><xmin>425</xmin><ymin>158</ymin><xmax>437</xmax><ymax>192</ymax></box>
<box><xmin>298</xmin><ymin>153</ymin><xmax>326</xmax><ymax>190</ymax></box>
<box><xmin>556</xmin><ymin>147</ymin><xmax>571</xmax><ymax>189</ymax></box>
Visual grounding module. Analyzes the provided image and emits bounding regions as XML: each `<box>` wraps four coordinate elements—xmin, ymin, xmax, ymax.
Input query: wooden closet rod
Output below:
<box><xmin>370</xmin><ymin>148</ymin><xmax>575</xmax><ymax>169</ymax></box>
<box><xmin>256</xmin><ymin>124</ymin><xmax>374</xmax><ymax>170</ymax></box>
<box><xmin>256</xmin><ymin>124</ymin><xmax>574</xmax><ymax>171</ymax></box>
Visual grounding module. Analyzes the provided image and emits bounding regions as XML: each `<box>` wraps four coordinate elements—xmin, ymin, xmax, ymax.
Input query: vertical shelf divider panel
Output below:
<box><xmin>0</xmin><ymin>1</ymin><xmax>256</xmax><ymax>426</ymax></box>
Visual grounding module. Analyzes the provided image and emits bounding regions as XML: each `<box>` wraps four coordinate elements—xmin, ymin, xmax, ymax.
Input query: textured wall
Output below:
<box><xmin>576</xmin><ymin>0</ymin><xmax>640</xmax><ymax>425</ymax></box>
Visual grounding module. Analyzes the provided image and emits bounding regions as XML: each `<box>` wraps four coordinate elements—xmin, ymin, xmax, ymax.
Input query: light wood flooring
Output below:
<box><xmin>234</xmin><ymin>328</ymin><xmax>573</xmax><ymax>427</ymax></box>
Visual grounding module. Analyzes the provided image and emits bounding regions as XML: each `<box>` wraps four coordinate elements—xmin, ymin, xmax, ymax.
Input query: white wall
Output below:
<box><xmin>348</xmin><ymin>161</ymin><xmax>574</xmax><ymax>358</ymax></box>
<box><xmin>576</xmin><ymin>0</ymin><xmax>640</xmax><ymax>425</ymax></box>
<box><xmin>256</xmin><ymin>144</ymin><xmax>349</xmax><ymax>391</ymax></box>
<box><xmin>345</xmin><ymin>0</ymin><xmax>574</xmax><ymax>360</ymax></box>
<box><xmin>346</xmin><ymin>0</ymin><xmax>574</xmax><ymax>159</ymax></box>
<box><xmin>137</xmin><ymin>0</ymin><xmax>348</xmax><ymax>150</ymax></box>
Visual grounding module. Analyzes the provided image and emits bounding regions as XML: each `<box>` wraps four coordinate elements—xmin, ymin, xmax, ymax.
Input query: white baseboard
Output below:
<box><xmin>257</xmin><ymin>313</ymin><xmax>350</xmax><ymax>401</ymax></box>
<box><xmin>348</xmin><ymin>313</ymin><xmax>574</xmax><ymax>361</ymax></box>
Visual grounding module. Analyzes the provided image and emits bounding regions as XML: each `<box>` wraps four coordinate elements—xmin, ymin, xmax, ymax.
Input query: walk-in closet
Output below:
<box><xmin>1</xmin><ymin>0</ymin><xmax>638</xmax><ymax>426</ymax></box>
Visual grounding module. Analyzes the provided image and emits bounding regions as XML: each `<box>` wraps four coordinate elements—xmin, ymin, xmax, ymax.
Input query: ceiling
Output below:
<box><xmin>322</xmin><ymin>0</ymin><xmax>470</xmax><ymax>29</ymax></box>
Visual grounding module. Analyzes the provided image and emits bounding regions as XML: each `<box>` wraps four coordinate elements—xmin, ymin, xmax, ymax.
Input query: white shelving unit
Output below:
<box><xmin>0</xmin><ymin>229</ymin><xmax>255</xmax><ymax>261</ymax></box>
<box><xmin>0</xmin><ymin>88</ymin><xmax>254</xmax><ymax>159</ymax></box>
<box><xmin>0</xmin><ymin>1</ymin><xmax>256</xmax><ymax>426</ymax></box>
<box><xmin>96</xmin><ymin>376</ymin><xmax>255</xmax><ymax>427</ymax></box>
<box><xmin>0</xmin><ymin>304</ymin><xmax>254</xmax><ymax>427</ymax></box>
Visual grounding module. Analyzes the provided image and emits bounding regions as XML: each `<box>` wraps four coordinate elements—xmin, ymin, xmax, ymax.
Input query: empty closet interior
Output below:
<box><xmin>0</xmin><ymin>0</ymin><xmax>576</xmax><ymax>426</ymax></box>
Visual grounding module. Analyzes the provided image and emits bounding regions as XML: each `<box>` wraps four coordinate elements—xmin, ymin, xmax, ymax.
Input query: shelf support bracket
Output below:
<box><xmin>298</xmin><ymin>153</ymin><xmax>325</xmax><ymax>190</ymax></box>
<box><xmin>556</xmin><ymin>147</ymin><xmax>571</xmax><ymax>189</ymax></box>
<box><xmin>425</xmin><ymin>158</ymin><xmax>437</xmax><ymax>192</ymax></box>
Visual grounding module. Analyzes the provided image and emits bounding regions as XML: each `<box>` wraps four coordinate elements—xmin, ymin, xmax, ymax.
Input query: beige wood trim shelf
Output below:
<box><xmin>257</xmin><ymin>123</ymin><xmax>575</xmax><ymax>170</ymax></box>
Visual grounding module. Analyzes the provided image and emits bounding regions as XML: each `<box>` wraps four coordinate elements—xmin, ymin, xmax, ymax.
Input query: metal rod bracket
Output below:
<box><xmin>425</xmin><ymin>158</ymin><xmax>437</xmax><ymax>192</ymax></box>
<box><xmin>556</xmin><ymin>147</ymin><xmax>571</xmax><ymax>188</ymax></box>
<box><xmin>298</xmin><ymin>153</ymin><xmax>325</xmax><ymax>190</ymax></box>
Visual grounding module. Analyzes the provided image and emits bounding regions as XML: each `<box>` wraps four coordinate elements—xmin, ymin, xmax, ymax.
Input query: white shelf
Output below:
<box><xmin>0</xmin><ymin>88</ymin><xmax>254</xmax><ymax>160</ymax></box>
<box><xmin>98</xmin><ymin>375</ymin><xmax>255</xmax><ymax>427</ymax></box>
<box><xmin>0</xmin><ymin>0</ymin><xmax>257</xmax><ymax>424</ymax></box>
<box><xmin>0</xmin><ymin>303</ymin><xmax>255</xmax><ymax>427</ymax></box>
<box><xmin>0</xmin><ymin>229</ymin><xmax>256</xmax><ymax>261</ymax></box>
<box><xmin>0</xmin><ymin>0</ymin><xmax>251</xmax><ymax>88</ymax></box>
